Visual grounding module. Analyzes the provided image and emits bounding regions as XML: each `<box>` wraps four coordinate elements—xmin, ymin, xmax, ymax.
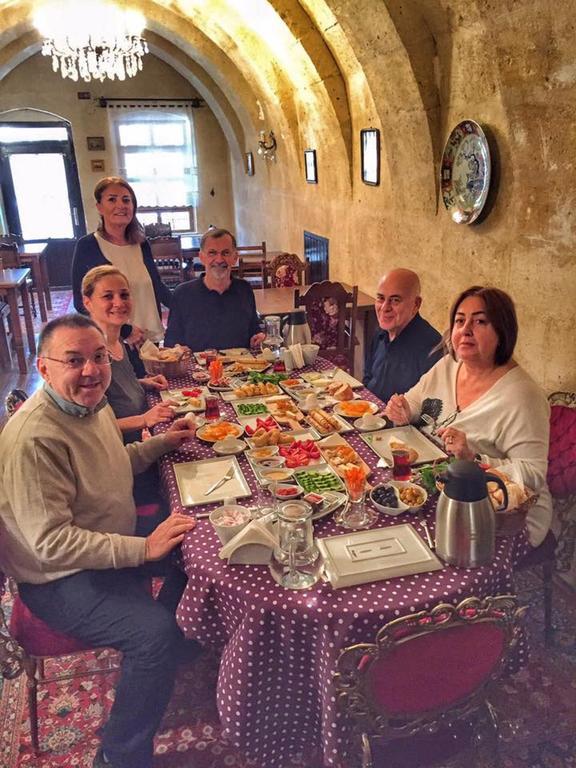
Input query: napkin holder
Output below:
<box><xmin>218</xmin><ymin>517</ymin><xmax>278</xmax><ymax>565</ymax></box>
<box><xmin>289</xmin><ymin>343</ymin><xmax>305</xmax><ymax>368</ymax></box>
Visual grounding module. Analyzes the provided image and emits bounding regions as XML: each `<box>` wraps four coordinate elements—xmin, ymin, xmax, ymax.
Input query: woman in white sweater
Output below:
<box><xmin>385</xmin><ymin>286</ymin><xmax>551</xmax><ymax>547</ymax></box>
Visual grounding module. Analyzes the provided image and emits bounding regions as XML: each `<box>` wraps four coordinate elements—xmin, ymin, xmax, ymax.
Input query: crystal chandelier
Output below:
<box><xmin>34</xmin><ymin>1</ymin><xmax>148</xmax><ymax>83</ymax></box>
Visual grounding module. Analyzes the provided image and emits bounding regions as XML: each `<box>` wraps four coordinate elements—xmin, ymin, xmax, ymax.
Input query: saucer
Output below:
<box><xmin>213</xmin><ymin>438</ymin><xmax>246</xmax><ymax>455</ymax></box>
<box><xmin>354</xmin><ymin>416</ymin><xmax>387</xmax><ymax>432</ymax></box>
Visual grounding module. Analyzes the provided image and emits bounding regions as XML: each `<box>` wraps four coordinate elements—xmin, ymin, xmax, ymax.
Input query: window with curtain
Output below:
<box><xmin>111</xmin><ymin>108</ymin><xmax>199</xmax><ymax>232</ymax></box>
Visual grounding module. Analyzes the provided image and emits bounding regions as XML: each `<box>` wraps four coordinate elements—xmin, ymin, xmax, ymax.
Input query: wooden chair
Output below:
<box><xmin>0</xmin><ymin>300</ymin><xmax>11</xmax><ymax>368</ymax></box>
<box><xmin>334</xmin><ymin>595</ymin><xmax>526</xmax><ymax>768</ymax></box>
<box><xmin>237</xmin><ymin>241</ymin><xmax>267</xmax><ymax>288</ymax></box>
<box><xmin>149</xmin><ymin>236</ymin><xmax>184</xmax><ymax>287</ymax></box>
<box><xmin>0</xmin><ymin>242</ymin><xmax>38</xmax><ymax>318</ymax></box>
<box><xmin>263</xmin><ymin>252</ymin><xmax>310</xmax><ymax>288</ymax></box>
<box><xmin>515</xmin><ymin>390</ymin><xmax>576</xmax><ymax>645</ymax></box>
<box><xmin>294</xmin><ymin>280</ymin><xmax>358</xmax><ymax>375</ymax></box>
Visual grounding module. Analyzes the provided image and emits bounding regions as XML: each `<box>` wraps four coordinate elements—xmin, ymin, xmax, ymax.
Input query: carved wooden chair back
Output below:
<box><xmin>294</xmin><ymin>280</ymin><xmax>358</xmax><ymax>374</ymax></box>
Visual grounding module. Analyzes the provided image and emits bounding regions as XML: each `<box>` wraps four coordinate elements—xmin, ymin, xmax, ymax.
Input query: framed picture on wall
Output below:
<box><xmin>304</xmin><ymin>149</ymin><xmax>318</xmax><ymax>184</ymax></box>
<box><xmin>91</xmin><ymin>159</ymin><xmax>105</xmax><ymax>172</ymax></box>
<box><xmin>360</xmin><ymin>128</ymin><xmax>380</xmax><ymax>186</ymax></box>
<box><xmin>245</xmin><ymin>152</ymin><xmax>254</xmax><ymax>176</ymax></box>
<box><xmin>87</xmin><ymin>136</ymin><xmax>106</xmax><ymax>151</ymax></box>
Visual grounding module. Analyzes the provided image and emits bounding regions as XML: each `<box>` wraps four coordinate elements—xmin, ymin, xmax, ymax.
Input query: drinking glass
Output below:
<box><xmin>204</xmin><ymin>395</ymin><xmax>221</xmax><ymax>422</ymax></box>
<box><xmin>392</xmin><ymin>449</ymin><xmax>412</xmax><ymax>481</ymax></box>
<box><xmin>339</xmin><ymin>468</ymin><xmax>376</xmax><ymax>529</ymax></box>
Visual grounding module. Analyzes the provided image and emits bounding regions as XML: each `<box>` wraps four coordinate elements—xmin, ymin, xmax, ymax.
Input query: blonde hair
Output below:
<box><xmin>82</xmin><ymin>265</ymin><xmax>129</xmax><ymax>299</ymax></box>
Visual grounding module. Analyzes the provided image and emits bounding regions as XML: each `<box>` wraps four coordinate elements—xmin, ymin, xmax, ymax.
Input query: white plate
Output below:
<box><xmin>236</xmin><ymin>414</ymin><xmax>281</xmax><ymax>433</ymax></box>
<box><xmin>174</xmin><ymin>456</ymin><xmax>251</xmax><ymax>507</ymax></box>
<box><xmin>354</xmin><ymin>416</ymin><xmax>388</xmax><ymax>432</ymax></box>
<box><xmin>305</xmin><ymin>410</ymin><xmax>354</xmax><ymax>435</ymax></box>
<box><xmin>317</xmin><ymin>433</ymin><xmax>371</xmax><ymax>477</ymax></box>
<box><xmin>309</xmin><ymin>490</ymin><xmax>348</xmax><ymax>520</ymax></box>
<box><xmin>360</xmin><ymin>425</ymin><xmax>447</xmax><ymax>467</ymax></box>
<box><xmin>232</xmin><ymin>398</ymin><xmax>272</xmax><ymax>417</ymax></box>
<box><xmin>160</xmin><ymin>387</ymin><xmax>208</xmax><ymax>414</ymax></box>
<box><xmin>219</xmin><ymin>347</ymin><xmax>250</xmax><ymax>356</ymax></box>
<box><xmin>441</xmin><ymin>120</ymin><xmax>491</xmax><ymax>225</ymax></box>
<box><xmin>293</xmin><ymin>465</ymin><xmax>345</xmax><ymax>494</ymax></box>
<box><xmin>245</xmin><ymin>427</ymin><xmax>320</xmax><ymax>449</ymax></box>
<box><xmin>196</xmin><ymin>421</ymin><xmax>244</xmax><ymax>443</ymax></box>
<box><xmin>301</xmin><ymin>370</ymin><xmax>363</xmax><ymax>389</ymax></box>
<box><xmin>332</xmin><ymin>400</ymin><xmax>378</xmax><ymax>420</ymax></box>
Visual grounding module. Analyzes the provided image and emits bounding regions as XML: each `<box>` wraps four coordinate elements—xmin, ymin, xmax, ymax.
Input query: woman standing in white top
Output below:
<box><xmin>72</xmin><ymin>176</ymin><xmax>172</xmax><ymax>345</ymax></box>
<box><xmin>385</xmin><ymin>286</ymin><xmax>552</xmax><ymax>547</ymax></box>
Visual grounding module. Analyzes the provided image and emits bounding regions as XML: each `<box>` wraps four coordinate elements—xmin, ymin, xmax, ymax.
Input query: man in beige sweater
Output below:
<box><xmin>0</xmin><ymin>314</ymin><xmax>196</xmax><ymax>768</ymax></box>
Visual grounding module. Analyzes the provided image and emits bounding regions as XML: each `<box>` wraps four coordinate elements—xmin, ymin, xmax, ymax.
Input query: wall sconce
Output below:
<box><xmin>257</xmin><ymin>130</ymin><xmax>277</xmax><ymax>161</ymax></box>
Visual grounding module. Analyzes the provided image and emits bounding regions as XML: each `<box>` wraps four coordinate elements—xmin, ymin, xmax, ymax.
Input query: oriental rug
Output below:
<box><xmin>0</xmin><ymin>571</ymin><xmax>575</xmax><ymax>768</ymax></box>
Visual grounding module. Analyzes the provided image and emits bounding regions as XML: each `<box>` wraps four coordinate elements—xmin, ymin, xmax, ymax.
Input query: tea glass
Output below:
<box><xmin>392</xmin><ymin>449</ymin><xmax>412</xmax><ymax>481</ymax></box>
<box><xmin>204</xmin><ymin>395</ymin><xmax>221</xmax><ymax>422</ymax></box>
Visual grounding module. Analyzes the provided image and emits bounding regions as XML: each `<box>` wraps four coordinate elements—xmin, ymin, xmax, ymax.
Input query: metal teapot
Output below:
<box><xmin>435</xmin><ymin>460</ymin><xmax>508</xmax><ymax>568</ymax></box>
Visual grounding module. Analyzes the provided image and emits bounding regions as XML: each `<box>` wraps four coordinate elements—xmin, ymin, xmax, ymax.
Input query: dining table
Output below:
<box><xmin>149</xmin><ymin>358</ymin><xmax>531</xmax><ymax>768</ymax></box>
<box><xmin>0</xmin><ymin>267</ymin><xmax>36</xmax><ymax>374</ymax></box>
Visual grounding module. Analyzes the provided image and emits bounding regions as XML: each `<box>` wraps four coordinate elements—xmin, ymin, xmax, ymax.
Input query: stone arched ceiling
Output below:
<box><xmin>0</xmin><ymin>0</ymin><xmax>458</xmax><ymax>203</ymax></box>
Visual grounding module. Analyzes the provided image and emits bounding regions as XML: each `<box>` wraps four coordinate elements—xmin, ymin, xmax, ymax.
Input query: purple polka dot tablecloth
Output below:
<box><xmin>149</xmin><ymin>358</ymin><xmax>532</xmax><ymax>768</ymax></box>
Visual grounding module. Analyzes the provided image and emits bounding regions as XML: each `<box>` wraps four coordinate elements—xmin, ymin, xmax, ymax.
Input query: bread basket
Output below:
<box><xmin>495</xmin><ymin>492</ymin><xmax>538</xmax><ymax>537</ymax></box>
<box><xmin>140</xmin><ymin>343</ymin><xmax>191</xmax><ymax>377</ymax></box>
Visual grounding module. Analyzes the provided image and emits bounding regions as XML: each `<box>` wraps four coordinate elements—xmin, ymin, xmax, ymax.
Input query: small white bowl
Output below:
<box><xmin>274</xmin><ymin>483</ymin><xmax>303</xmax><ymax>500</ymax></box>
<box><xmin>253</xmin><ymin>455</ymin><xmax>286</xmax><ymax>469</ymax></box>
<box><xmin>260</xmin><ymin>467</ymin><xmax>294</xmax><ymax>485</ymax></box>
<box><xmin>369</xmin><ymin>484</ymin><xmax>408</xmax><ymax>516</ymax></box>
<box><xmin>301</xmin><ymin>344</ymin><xmax>320</xmax><ymax>365</ymax></box>
<box><xmin>213</xmin><ymin>438</ymin><xmax>246</xmax><ymax>456</ymax></box>
<box><xmin>354</xmin><ymin>416</ymin><xmax>387</xmax><ymax>432</ymax></box>
<box><xmin>209</xmin><ymin>505</ymin><xmax>252</xmax><ymax>544</ymax></box>
<box><xmin>388</xmin><ymin>480</ymin><xmax>428</xmax><ymax>511</ymax></box>
<box><xmin>246</xmin><ymin>445</ymin><xmax>280</xmax><ymax>461</ymax></box>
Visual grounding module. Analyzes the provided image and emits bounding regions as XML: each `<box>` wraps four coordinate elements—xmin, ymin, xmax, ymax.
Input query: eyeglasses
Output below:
<box><xmin>41</xmin><ymin>351</ymin><xmax>113</xmax><ymax>370</ymax></box>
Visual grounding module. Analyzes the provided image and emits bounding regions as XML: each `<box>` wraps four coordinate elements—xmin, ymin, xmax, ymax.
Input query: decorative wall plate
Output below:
<box><xmin>440</xmin><ymin>120</ymin><xmax>491</xmax><ymax>224</ymax></box>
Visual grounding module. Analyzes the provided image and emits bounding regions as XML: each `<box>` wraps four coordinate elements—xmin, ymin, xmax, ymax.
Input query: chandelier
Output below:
<box><xmin>34</xmin><ymin>1</ymin><xmax>148</xmax><ymax>83</ymax></box>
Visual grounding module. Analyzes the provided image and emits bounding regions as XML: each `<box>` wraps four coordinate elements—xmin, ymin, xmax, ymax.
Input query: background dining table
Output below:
<box><xmin>149</xmin><ymin>358</ymin><xmax>531</xmax><ymax>768</ymax></box>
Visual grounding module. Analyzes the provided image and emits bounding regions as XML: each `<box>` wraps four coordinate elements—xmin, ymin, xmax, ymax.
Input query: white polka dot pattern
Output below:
<box><xmin>149</xmin><ymin>358</ymin><xmax>532</xmax><ymax>767</ymax></box>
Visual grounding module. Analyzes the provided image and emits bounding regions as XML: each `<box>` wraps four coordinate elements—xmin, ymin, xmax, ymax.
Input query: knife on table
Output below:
<box><xmin>204</xmin><ymin>466</ymin><xmax>235</xmax><ymax>496</ymax></box>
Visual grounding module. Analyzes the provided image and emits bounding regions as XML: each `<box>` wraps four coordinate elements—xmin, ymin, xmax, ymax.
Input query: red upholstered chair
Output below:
<box><xmin>515</xmin><ymin>391</ymin><xmax>576</xmax><ymax>645</ymax></box>
<box><xmin>0</xmin><ymin>568</ymin><xmax>120</xmax><ymax>755</ymax></box>
<box><xmin>334</xmin><ymin>595</ymin><xmax>526</xmax><ymax>768</ymax></box>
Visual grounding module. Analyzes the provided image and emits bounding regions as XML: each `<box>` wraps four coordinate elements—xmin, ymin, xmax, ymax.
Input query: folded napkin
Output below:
<box><xmin>218</xmin><ymin>517</ymin><xmax>278</xmax><ymax>565</ymax></box>
<box><xmin>289</xmin><ymin>343</ymin><xmax>305</xmax><ymax>368</ymax></box>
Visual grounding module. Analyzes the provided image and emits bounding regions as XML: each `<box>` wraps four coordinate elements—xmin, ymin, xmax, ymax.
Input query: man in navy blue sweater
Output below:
<box><xmin>165</xmin><ymin>228</ymin><xmax>266</xmax><ymax>352</ymax></box>
<box><xmin>363</xmin><ymin>268</ymin><xmax>443</xmax><ymax>403</ymax></box>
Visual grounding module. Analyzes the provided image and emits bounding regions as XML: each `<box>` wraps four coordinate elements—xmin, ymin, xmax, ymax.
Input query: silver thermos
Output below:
<box><xmin>435</xmin><ymin>460</ymin><xmax>508</xmax><ymax>568</ymax></box>
<box><xmin>282</xmin><ymin>310</ymin><xmax>312</xmax><ymax>347</ymax></box>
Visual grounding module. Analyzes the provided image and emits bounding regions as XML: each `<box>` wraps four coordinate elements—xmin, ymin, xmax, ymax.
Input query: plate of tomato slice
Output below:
<box><xmin>278</xmin><ymin>439</ymin><xmax>324</xmax><ymax>469</ymax></box>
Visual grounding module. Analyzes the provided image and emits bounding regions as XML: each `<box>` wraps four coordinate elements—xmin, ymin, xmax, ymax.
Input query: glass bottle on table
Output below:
<box><xmin>272</xmin><ymin>500</ymin><xmax>320</xmax><ymax>589</ymax></box>
<box><xmin>262</xmin><ymin>315</ymin><xmax>285</xmax><ymax>371</ymax></box>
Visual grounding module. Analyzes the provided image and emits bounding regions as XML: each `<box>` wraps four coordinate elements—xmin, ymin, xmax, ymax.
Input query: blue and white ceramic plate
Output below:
<box><xmin>440</xmin><ymin>120</ymin><xmax>491</xmax><ymax>224</ymax></box>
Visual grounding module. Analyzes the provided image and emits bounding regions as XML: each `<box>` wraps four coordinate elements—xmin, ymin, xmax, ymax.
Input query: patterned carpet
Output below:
<box><xmin>0</xmin><ymin>570</ymin><xmax>575</xmax><ymax>768</ymax></box>
<box><xmin>33</xmin><ymin>290</ymin><xmax>75</xmax><ymax>331</ymax></box>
